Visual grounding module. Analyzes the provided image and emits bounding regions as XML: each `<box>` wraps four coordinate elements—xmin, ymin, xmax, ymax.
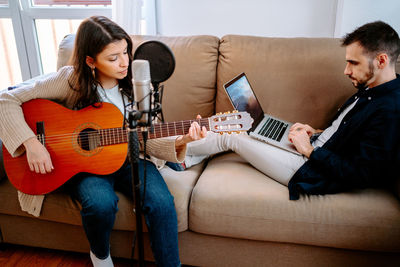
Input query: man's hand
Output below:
<box><xmin>175</xmin><ymin>115</ymin><xmax>207</xmax><ymax>148</ymax></box>
<box><xmin>23</xmin><ymin>137</ymin><xmax>54</xmax><ymax>174</ymax></box>
<box><xmin>288</xmin><ymin>123</ymin><xmax>317</xmax><ymax>158</ymax></box>
<box><xmin>289</xmin><ymin>123</ymin><xmax>320</xmax><ymax>137</ymax></box>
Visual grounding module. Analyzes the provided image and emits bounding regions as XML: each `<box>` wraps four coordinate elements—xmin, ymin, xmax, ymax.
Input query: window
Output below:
<box><xmin>35</xmin><ymin>19</ymin><xmax>82</xmax><ymax>74</ymax></box>
<box><xmin>0</xmin><ymin>0</ymin><xmax>111</xmax><ymax>88</ymax></box>
<box><xmin>31</xmin><ymin>0</ymin><xmax>110</xmax><ymax>6</ymax></box>
<box><xmin>0</xmin><ymin>18</ymin><xmax>22</xmax><ymax>89</ymax></box>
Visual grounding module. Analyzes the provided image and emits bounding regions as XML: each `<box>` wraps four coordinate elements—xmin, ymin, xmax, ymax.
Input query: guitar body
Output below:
<box><xmin>3</xmin><ymin>99</ymin><xmax>127</xmax><ymax>195</ymax></box>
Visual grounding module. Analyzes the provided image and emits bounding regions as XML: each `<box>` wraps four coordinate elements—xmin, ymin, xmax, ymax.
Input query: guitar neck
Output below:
<box><xmin>98</xmin><ymin>118</ymin><xmax>210</xmax><ymax>146</ymax></box>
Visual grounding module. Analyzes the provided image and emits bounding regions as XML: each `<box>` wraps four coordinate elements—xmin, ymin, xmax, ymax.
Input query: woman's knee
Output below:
<box><xmin>81</xmin><ymin>193</ymin><xmax>119</xmax><ymax>218</ymax></box>
<box><xmin>145</xmin><ymin>192</ymin><xmax>175</xmax><ymax>217</ymax></box>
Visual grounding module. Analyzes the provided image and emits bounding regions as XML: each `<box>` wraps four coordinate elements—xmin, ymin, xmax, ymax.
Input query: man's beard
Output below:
<box><xmin>352</xmin><ymin>61</ymin><xmax>374</xmax><ymax>90</ymax></box>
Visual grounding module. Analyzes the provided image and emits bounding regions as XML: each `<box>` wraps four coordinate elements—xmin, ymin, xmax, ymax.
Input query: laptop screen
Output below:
<box><xmin>224</xmin><ymin>73</ymin><xmax>264</xmax><ymax>124</ymax></box>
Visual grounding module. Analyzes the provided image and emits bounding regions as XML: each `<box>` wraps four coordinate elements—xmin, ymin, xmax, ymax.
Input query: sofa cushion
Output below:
<box><xmin>0</xmin><ymin>162</ymin><xmax>204</xmax><ymax>232</ymax></box>
<box><xmin>131</xmin><ymin>35</ymin><xmax>219</xmax><ymax>122</ymax></box>
<box><xmin>189</xmin><ymin>153</ymin><xmax>400</xmax><ymax>252</ymax></box>
<box><xmin>216</xmin><ymin>35</ymin><xmax>356</xmax><ymax>130</ymax></box>
<box><xmin>160</xmin><ymin>162</ymin><xmax>205</xmax><ymax>231</ymax></box>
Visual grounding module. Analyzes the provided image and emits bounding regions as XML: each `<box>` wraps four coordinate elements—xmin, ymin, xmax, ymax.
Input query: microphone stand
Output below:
<box><xmin>152</xmin><ymin>82</ymin><xmax>164</xmax><ymax>122</ymax></box>
<box><xmin>127</xmin><ymin>91</ymin><xmax>160</xmax><ymax>267</ymax></box>
<box><xmin>127</xmin><ymin>108</ymin><xmax>146</xmax><ymax>267</ymax></box>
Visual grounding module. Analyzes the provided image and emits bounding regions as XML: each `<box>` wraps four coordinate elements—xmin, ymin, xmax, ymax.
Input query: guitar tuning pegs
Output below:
<box><xmin>216</xmin><ymin>112</ymin><xmax>222</xmax><ymax>115</ymax></box>
<box><xmin>224</xmin><ymin>111</ymin><xmax>231</xmax><ymax>114</ymax></box>
<box><xmin>233</xmin><ymin>110</ymin><xmax>238</xmax><ymax>113</ymax></box>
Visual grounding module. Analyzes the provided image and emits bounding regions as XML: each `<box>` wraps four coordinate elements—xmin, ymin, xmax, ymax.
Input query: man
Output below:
<box><xmin>185</xmin><ymin>21</ymin><xmax>400</xmax><ymax>200</ymax></box>
<box><xmin>288</xmin><ymin>20</ymin><xmax>400</xmax><ymax>199</ymax></box>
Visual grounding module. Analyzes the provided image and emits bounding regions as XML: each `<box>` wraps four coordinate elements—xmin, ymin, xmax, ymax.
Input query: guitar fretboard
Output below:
<box><xmin>98</xmin><ymin>118</ymin><xmax>210</xmax><ymax>147</ymax></box>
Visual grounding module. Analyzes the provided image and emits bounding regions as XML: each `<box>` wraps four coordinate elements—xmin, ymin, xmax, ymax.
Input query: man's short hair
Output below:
<box><xmin>342</xmin><ymin>21</ymin><xmax>400</xmax><ymax>65</ymax></box>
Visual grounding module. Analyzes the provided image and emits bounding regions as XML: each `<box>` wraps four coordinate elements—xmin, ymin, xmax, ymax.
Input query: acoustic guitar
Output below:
<box><xmin>2</xmin><ymin>99</ymin><xmax>253</xmax><ymax>195</ymax></box>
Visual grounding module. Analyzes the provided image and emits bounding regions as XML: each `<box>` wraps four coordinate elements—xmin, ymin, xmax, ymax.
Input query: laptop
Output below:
<box><xmin>223</xmin><ymin>73</ymin><xmax>301</xmax><ymax>155</ymax></box>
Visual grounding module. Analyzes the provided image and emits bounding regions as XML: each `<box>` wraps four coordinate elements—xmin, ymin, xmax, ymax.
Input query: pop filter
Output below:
<box><xmin>133</xmin><ymin>40</ymin><xmax>175</xmax><ymax>122</ymax></box>
<box><xmin>133</xmin><ymin>40</ymin><xmax>175</xmax><ymax>85</ymax></box>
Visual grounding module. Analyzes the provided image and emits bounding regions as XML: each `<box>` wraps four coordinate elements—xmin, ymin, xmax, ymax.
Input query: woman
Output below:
<box><xmin>0</xmin><ymin>16</ymin><xmax>206</xmax><ymax>267</ymax></box>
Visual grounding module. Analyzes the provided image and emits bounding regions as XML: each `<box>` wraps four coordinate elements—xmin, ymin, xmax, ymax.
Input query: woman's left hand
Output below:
<box><xmin>175</xmin><ymin>115</ymin><xmax>207</xmax><ymax>148</ymax></box>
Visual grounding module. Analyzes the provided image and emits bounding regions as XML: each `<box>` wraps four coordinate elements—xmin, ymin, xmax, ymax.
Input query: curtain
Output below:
<box><xmin>111</xmin><ymin>0</ymin><xmax>143</xmax><ymax>34</ymax></box>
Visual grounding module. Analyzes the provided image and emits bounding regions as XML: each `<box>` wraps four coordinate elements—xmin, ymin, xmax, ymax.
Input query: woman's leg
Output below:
<box><xmin>117</xmin><ymin>160</ymin><xmax>180</xmax><ymax>267</ymax></box>
<box><xmin>186</xmin><ymin>132</ymin><xmax>306</xmax><ymax>185</ymax></box>
<box><xmin>70</xmin><ymin>173</ymin><xmax>118</xmax><ymax>264</ymax></box>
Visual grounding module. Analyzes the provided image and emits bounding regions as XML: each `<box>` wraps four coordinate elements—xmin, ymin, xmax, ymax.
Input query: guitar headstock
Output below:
<box><xmin>209</xmin><ymin>111</ymin><xmax>253</xmax><ymax>134</ymax></box>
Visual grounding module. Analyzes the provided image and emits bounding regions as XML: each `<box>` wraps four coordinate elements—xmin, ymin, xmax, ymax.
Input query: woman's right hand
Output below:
<box><xmin>23</xmin><ymin>137</ymin><xmax>54</xmax><ymax>174</ymax></box>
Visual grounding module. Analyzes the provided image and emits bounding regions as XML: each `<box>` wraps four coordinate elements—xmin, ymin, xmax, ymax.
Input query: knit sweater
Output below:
<box><xmin>0</xmin><ymin>66</ymin><xmax>186</xmax><ymax>216</ymax></box>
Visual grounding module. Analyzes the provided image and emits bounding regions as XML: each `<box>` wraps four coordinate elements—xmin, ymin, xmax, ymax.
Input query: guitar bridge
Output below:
<box><xmin>36</xmin><ymin>121</ymin><xmax>45</xmax><ymax>145</ymax></box>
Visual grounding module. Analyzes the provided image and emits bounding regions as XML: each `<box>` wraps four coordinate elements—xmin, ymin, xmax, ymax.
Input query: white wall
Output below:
<box><xmin>156</xmin><ymin>0</ymin><xmax>400</xmax><ymax>38</ymax></box>
<box><xmin>336</xmin><ymin>0</ymin><xmax>400</xmax><ymax>38</ymax></box>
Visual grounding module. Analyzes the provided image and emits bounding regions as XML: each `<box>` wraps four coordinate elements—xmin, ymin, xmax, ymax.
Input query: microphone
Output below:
<box><xmin>132</xmin><ymin>59</ymin><xmax>152</xmax><ymax>126</ymax></box>
<box><xmin>133</xmin><ymin>40</ymin><xmax>176</xmax><ymax>123</ymax></box>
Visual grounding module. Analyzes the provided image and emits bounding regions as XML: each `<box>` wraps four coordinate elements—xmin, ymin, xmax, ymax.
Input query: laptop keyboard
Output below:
<box><xmin>258</xmin><ymin>118</ymin><xmax>288</xmax><ymax>142</ymax></box>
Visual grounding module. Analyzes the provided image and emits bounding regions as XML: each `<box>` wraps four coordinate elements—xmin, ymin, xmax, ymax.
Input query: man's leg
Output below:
<box><xmin>186</xmin><ymin>132</ymin><xmax>306</xmax><ymax>185</ymax></box>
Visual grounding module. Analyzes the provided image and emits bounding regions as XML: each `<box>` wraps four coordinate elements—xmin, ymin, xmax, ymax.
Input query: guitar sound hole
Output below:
<box><xmin>78</xmin><ymin>128</ymin><xmax>99</xmax><ymax>151</ymax></box>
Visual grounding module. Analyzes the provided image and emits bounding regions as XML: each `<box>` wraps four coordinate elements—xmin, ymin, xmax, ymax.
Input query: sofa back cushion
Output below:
<box><xmin>216</xmin><ymin>35</ymin><xmax>356</xmax><ymax>129</ymax></box>
<box><xmin>131</xmin><ymin>35</ymin><xmax>219</xmax><ymax>122</ymax></box>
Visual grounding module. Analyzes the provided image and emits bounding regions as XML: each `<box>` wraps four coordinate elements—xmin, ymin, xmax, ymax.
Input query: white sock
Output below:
<box><xmin>90</xmin><ymin>250</ymin><xmax>114</xmax><ymax>267</ymax></box>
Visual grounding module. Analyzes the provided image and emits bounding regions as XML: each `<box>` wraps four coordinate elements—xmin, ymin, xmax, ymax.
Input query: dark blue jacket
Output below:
<box><xmin>288</xmin><ymin>75</ymin><xmax>400</xmax><ymax>200</ymax></box>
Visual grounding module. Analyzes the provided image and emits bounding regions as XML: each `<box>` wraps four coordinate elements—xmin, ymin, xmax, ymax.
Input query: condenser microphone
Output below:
<box><xmin>132</xmin><ymin>59</ymin><xmax>152</xmax><ymax>126</ymax></box>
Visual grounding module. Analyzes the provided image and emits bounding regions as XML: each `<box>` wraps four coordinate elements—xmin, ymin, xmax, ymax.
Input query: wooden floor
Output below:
<box><xmin>0</xmin><ymin>243</ymin><xmax>145</xmax><ymax>266</ymax></box>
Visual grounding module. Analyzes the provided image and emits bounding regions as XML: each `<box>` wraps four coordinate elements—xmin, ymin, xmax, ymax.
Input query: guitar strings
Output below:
<box><xmin>37</xmin><ymin>119</ymin><xmax>209</xmax><ymax>139</ymax></box>
<box><xmin>37</xmin><ymin>118</ymin><xmax>245</xmax><ymax>146</ymax></box>
<box><xmin>34</xmin><ymin>113</ymin><xmax>245</xmax><ymax>143</ymax></box>
<box><xmin>38</xmin><ymin>119</ymin><xmax>209</xmax><ymax>140</ymax></box>
<box><xmin>34</xmin><ymin>113</ymin><xmax>246</xmax><ymax>148</ymax></box>
<box><xmin>34</xmin><ymin>119</ymin><xmax>212</xmax><ymax>147</ymax></box>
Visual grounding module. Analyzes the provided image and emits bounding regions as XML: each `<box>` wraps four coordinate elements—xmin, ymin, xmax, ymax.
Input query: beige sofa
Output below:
<box><xmin>1</xmin><ymin>33</ymin><xmax>400</xmax><ymax>266</ymax></box>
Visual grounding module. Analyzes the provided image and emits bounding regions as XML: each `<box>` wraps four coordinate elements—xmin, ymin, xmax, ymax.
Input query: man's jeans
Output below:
<box><xmin>70</xmin><ymin>159</ymin><xmax>180</xmax><ymax>267</ymax></box>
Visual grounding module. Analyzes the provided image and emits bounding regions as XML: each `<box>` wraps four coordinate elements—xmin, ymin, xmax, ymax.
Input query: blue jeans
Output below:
<box><xmin>70</xmin><ymin>159</ymin><xmax>180</xmax><ymax>267</ymax></box>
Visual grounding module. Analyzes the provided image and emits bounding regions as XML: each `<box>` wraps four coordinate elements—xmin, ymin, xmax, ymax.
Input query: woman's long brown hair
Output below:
<box><xmin>68</xmin><ymin>16</ymin><xmax>133</xmax><ymax>109</ymax></box>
